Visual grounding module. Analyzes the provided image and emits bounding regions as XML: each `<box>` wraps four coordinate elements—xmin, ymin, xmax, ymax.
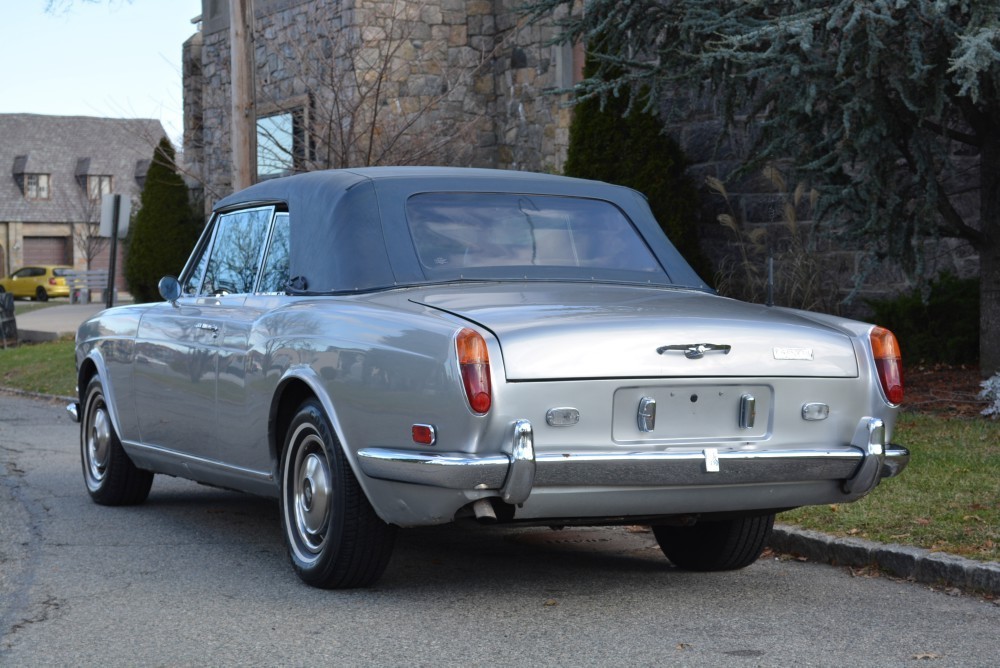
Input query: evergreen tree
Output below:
<box><xmin>564</xmin><ymin>57</ymin><xmax>710</xmax><ymax>280</ymax></box>
<box><xmin>528</xmin><ymin>0</ymin><xmax>1000</xmax><ymax>375</ymax></box>
<box><xmin>125</xmin><ymin>138</ymin><xmax>202</xmax><ymax>303</ymax></box>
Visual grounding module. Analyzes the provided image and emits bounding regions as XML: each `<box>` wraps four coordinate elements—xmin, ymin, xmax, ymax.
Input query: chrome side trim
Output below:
<box><xmin>67</xmin><ymin>402</ymin><xmax>80</xmax><ymax>423</ymax></box>
<box><xmin>124</xmin><ymin>440</ymin><xmax>274</xmax><ymax>482</ymax></box>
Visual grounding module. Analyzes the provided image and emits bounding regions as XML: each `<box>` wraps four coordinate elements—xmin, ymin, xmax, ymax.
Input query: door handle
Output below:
<box><xmin>196</xmin><ymin>323</ymin><xmax>219</xmax><ymax>335</ymax></box>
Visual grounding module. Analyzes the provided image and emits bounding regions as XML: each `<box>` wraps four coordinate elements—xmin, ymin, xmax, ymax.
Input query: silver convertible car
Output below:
<box><xmin>70</xmin><ymin>167</ymin><xmax>909</xmax><ymax>588</ymax></box>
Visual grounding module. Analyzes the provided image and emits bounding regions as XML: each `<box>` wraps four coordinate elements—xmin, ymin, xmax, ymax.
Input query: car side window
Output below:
<box><xmin>194</xmin><ymin>207</ymin><xmax>273</xmax><ymax>296</ymax></box>
<box><xmin>182</xmin><ymin>231</ymin><xmax>212</xmax><ymax>296</ymax></box>
<box><xmin>13</xmin><ymin>268</ymin><xmax>31</xmax><ymax>279</ymax></box>
<box><xmin>257</xmin><ymin>212</ymin><xmax>290</xmax><ymax>294</ymax></box>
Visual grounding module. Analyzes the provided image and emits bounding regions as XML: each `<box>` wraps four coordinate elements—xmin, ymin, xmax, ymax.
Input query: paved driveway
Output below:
<box><xmin>2</xmin><ymin>393</ymin><xmax>998</xmax><ymax>666</ymax></box>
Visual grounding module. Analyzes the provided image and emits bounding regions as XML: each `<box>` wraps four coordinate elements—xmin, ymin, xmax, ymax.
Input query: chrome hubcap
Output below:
<box><xmin>293</xmin><ymin>436</ymin><xmax>331</xmax><ymax>554</ymax></box>
<box><xmin>87</xmin><ymin>405</ymin><xmax>111</xmax><ymax>483</ymax></box>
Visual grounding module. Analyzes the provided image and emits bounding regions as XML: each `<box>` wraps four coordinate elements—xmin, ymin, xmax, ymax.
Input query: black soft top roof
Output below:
<box><xmin>213</xmin><ymin>167</ymin><xmax>708</xmax><ymax>293</ymax></box>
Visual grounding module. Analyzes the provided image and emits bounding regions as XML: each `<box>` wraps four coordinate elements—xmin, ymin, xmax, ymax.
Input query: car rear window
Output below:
<box><xmin>52</xmin><ymin>268</ymin><xmax>71</xmax><ymax>277</ymax></box>
<box><xmin>405</xmin><ymin>193</ymin><xmax>665</xmax><ymax>282</ymax></box>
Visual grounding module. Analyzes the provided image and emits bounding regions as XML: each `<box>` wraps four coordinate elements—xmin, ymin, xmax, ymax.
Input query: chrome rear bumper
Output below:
<box><xmin>357</xmin><ymin>417</ymin><xmax>909</xmax><ymax>504</ymax></box>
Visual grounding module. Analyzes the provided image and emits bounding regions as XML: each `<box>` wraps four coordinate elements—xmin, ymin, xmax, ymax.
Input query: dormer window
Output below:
<box><xmin>25</xmin><ymin>173</ymin><xmax>51</xmax><ymax>200</ymax></box>
<box><xmin>88</xmin><ymin>175</ymin><xmax>112</xmax><ymax>201</ymax></box>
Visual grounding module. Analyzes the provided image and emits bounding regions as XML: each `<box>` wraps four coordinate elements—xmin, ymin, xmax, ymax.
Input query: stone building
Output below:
<box><xmin>181</xmin><ymin>0</ymin><xmax>979</xmax><ymax>316</ymax></box>
<box><xmin>0</xmin><ymin>114</ymin><xmax>166</xmax><ymax>286</ymax></box>
<box><xmin>183</xmin><ymin>0</ymin><xmax>583</xmax><ymax>207</ymax></box>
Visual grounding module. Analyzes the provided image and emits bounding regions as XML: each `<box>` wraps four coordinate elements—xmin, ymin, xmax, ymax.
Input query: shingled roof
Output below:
<box><xmin>0</xmin><ymin>114</ymin><xmax>167</xmax><ymax>223</ymax></box>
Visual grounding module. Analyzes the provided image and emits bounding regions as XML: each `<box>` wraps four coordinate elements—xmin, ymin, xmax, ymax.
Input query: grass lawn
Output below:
<box><xmin>12</xmin><ymin>298</ymin><xmax>67</xmax><ymax>315</ymax></box>
<box><xmin>0</xmin><ymin>338</ymin><xmax>76</xmax><ymax>397</ymax></box>
<box><xmin>780</xmin><ymin>413</ymin><xmax>1000</xmax><ymax>562</ymax></box>
<box><xmin>1</xmin><ymin>339</ymin><xmax>998</xmax><ymax>562</ymax></box>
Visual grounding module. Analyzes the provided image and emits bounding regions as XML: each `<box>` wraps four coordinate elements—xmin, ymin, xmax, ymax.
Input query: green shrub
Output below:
<box><xmin>866</xmin><ymin>273</ymin><xmax>979</xmax><ymax>365</ymax></box>
<box><xmin>125</xmin><ymin>139</ymin><xmax>203</xmax><ymax>303</ymax></box>
<box><xmin>564</xmin><ymin>59</ymin><xmax>710</xmax><ymax>280</ymax></box>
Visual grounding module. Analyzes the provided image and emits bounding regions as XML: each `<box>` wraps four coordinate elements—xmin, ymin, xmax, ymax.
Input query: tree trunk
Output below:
<box><xmin>230</xmin><ymin>0</ymin><xmax>257</xmax><ymax>191</ymax></box>
<box><xmin>979</xmin><ymin>137</ymin><xmax>1000</xmax><ymax>377</ymax></box>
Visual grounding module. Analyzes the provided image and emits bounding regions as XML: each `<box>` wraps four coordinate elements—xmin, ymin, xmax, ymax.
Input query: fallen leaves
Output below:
<box><xmin>849</xmin><ymin>565</ymin><xmax>881</xmax><ymax>579</ymax></box>
<box><xmin>911</xmin><ymin>652</ymin><xmax>943</xmax><ymax>660</ymax></box>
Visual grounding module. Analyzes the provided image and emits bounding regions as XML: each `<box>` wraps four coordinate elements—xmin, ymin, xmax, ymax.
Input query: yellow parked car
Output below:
<box><xmin>0</xmin><ymin>265</ymin><xmax>73</xmax><ymax>301</ymax></box>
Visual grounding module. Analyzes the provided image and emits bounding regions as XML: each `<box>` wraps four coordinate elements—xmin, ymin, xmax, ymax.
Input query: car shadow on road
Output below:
<box><xmin>131</xmin><ymin>481</ymin><xmax>682</xmax><ymax>584</ymax></box>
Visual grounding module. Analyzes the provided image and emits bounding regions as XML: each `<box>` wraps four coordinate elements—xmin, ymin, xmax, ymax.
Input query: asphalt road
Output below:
<box><xmin>2</xmin><ymin>393</ymin><xmax>998</xmax><ymax>667</ymax></box>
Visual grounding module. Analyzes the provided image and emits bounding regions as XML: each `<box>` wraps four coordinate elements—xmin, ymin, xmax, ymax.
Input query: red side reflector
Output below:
<box><xmin>871</xmin><ymin>326</ymin><xmax>904</xmax><ymax>405</ymax></box>
<box><xmin>412</xmin><ymin>424</ymin><xmax>436</xmax><ymax>445</ymax></box>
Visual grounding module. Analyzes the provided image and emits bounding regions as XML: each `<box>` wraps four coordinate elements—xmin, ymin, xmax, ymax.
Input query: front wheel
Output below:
<box><xmin>80</xmin><ymin>376</ymin><xmax>153</xmax><ymax>505</ymax></box>
<box><xmin>280</xmin><ymin>399</ymin><xmax>396</xmax><ymax>588</ymax></box>
<box><xmin>652</xmin><ymin>513</ymin><xmax>775</xmax><ymax>571</ymax></box>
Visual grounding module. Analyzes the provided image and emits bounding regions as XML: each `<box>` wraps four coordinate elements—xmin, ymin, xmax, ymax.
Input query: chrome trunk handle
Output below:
<box><xmin>656</xmin><ymin>343</ymin><xmax>731</xmax><ymax>359</ymax></box>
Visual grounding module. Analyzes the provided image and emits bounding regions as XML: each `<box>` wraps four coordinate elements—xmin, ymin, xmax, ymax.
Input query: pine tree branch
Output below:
<box><xmin>920</xmin><ymin>119</ymin><xmax>981</xmax><ymax>147</ymax></box>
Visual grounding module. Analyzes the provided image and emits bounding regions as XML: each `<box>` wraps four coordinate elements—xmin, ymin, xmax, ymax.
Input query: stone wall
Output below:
<box><xmin>183</xmin><ymin>0</ymin><xmax>575</xmax><ymax>207</ymax></box>
<box><xmin>492</xmin><ymin>0</ymin><xmax>574</xmax><ymax>173</ymax></box>
<box><xmin>180</xmin><ymin>0</ymin><xmax>978</xmax><ymax>317</ymax></box>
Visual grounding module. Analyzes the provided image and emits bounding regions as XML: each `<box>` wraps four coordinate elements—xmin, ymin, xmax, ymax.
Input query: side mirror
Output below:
<box><xmin>158</xmin><ymin>276</ymin><xmax>182</xmax><ymax>305</ymax></box>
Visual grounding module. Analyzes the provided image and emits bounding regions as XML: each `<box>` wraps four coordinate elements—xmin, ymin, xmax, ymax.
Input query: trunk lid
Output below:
<box><xmin>414</xmin><ymin>284</ymin><xmax>859</xmax><ymax>380</ymax></box>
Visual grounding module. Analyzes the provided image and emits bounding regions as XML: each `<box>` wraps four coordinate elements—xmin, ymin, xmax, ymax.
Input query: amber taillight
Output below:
<box><xmin>456</xmin><ymin>328</ymin><xmax>492</xmax><ymax>414</ymax></box>
<box><xmin>871</xmin><ymin>326</ymin><xmax>903</xmax><ymax>405</ymax></box>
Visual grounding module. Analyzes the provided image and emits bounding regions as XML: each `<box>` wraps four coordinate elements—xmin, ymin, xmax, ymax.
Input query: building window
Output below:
<box><xmin>257</xmin><ymin>110</ymin><xmax>305</xmax><ymax>178</ymax></box>
<box><xmin>25</xmin><ymin>174</ymin><xmax>51</xmax><ymax>200</ymax></box>
<box><xmin>87</xmin><ymin>175</ymin><xmax>113</xmax><ymax>201</ymax></box>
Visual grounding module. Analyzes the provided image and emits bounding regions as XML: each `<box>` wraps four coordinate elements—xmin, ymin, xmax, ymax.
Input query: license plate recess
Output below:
<box><xmin>612</xmin><ymin>384</ymin><xmax>773</xmax><ymax>444</ymax></box>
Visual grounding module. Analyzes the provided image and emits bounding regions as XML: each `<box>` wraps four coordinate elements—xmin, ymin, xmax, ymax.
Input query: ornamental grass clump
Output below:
<box><xmin>979</xmin><ymin>373</ymin><xmax>1000</xmax><ymax>419</ymax></box>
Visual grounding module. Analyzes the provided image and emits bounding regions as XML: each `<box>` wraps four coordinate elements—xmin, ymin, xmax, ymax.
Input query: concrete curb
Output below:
<box><xmin>0</xmin><ymin>387</ymin><xmax>76</xmax><ymax>403</ymax></box>
<box><xmin>770</xmin><ymin>524</ymin><xmax>1000</xmax><ymax>596</ymax></box>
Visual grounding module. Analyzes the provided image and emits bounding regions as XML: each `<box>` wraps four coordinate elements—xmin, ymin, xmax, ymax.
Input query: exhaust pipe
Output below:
<box><xmin>473</xmin><ymin>498</ymin><xmax>497</xmax><ymax>524</ymax></box>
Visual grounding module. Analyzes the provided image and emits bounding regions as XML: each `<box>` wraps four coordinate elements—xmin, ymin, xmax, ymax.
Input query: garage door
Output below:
<box><xmin>23</xmin><ymin>236</ymin><xmax>70</xmax><ymax>266</ymax></box>
<box><xmin>91</xmin><ymin>242</ymin><xmax>128</xmax><ymax>290</ymax></box>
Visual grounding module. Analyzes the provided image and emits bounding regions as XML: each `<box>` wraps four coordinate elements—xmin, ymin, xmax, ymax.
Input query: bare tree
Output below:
<box><xmin>254</xmin><ymin>0</ymin><xmax>497</xmax><ymax>174</ymax></box>
<box><xmin>69</xmin><ymin>187</ymin><xmax>110</xmax><ymax>271</ymax></box>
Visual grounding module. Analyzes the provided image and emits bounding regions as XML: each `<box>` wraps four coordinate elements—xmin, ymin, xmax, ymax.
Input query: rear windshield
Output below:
<box><xmin>406</xmin><ymin>193</ymin><xmax>666</xmax><ymax>282</ymax></box>
<box><xmin>52</xmin><ymin>268</ymin><xmax>72</xmax><ymax>277</ymax></box>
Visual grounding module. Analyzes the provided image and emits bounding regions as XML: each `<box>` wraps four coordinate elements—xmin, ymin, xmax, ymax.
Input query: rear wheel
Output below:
<box><xmin>35</xmin><ymin>286</ymin><xmax>48</xmax><ymax>302</ymax></box>
<box><xmin>80</xmin><ymin>376</ymin><xmax>153</xmax><ymax>505</ymax></box>
<box><xmin>279</xmin><ymin>399</ymin><xmax>396</xmax><ymax>588</ymax></box>
<box><xmin>652</xmin><ymin>513</ymin><xmax>775</xmax><ymax>571</ymax></box>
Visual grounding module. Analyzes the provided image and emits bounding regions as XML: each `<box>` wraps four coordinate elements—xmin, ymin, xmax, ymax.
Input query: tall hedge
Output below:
<box><xmin>125</xmin><ymin>139</ymin><xmax>202</xmax><ymax>303</ymax></box>
<box><xmin>564</xmin><ymin>59</ymin><xmax>709</xmax><ymax>280</ymax></box>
